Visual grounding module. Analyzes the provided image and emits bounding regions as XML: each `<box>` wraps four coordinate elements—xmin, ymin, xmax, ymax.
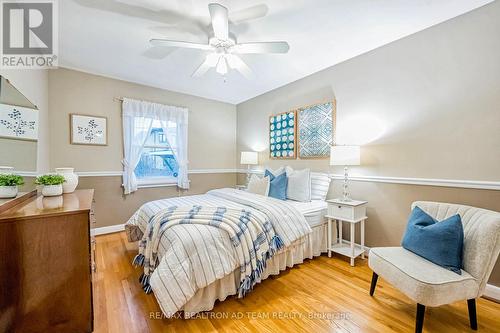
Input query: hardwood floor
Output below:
<box><xmin>93</xmin><ymin>232</ymin><xmax>500</xmax><ymax>333</ymax></box>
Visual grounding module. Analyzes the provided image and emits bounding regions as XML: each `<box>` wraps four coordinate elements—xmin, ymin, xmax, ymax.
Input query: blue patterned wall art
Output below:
<box><xmin>269</xmin><ymin>111</ymin><xmax>296</xmax><ymax>159</ymax></box>
<box><xmin>298</xmin><ymin>101</ymin><xmax>336</xmax><ymax>158</ymax></box>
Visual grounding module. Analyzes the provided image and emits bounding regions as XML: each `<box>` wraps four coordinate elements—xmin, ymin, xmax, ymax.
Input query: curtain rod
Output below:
<box><xmin>113</xmin><ymin>96</ymin><xmax>188</xmax><ymax>110</ymax></box>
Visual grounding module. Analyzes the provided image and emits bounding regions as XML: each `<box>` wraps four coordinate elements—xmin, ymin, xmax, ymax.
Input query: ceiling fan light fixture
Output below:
<box><xmin>150</xmin><ymin>2</ymin><xmax>289</xmax><ymax>80</ymax></box>
<box><xmin>206</xmin><ymin>53</ymin><xmax>221</xmax><ymax>66</ymax></box>
<box><xmin>216</xmin><ymin>55</ymin><xmax>228</xmax><ymax>75</ymax></box>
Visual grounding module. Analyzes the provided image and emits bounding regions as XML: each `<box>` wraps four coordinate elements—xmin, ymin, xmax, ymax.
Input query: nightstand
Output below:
<box><xmin>326</xmin><ymin>199</ymin><xmax>368</xmax><ymax>266</ymax></box>
<box><xmin>235</xmin><ymin>185</ymin><xmax>247</xmax><ymax>190</ymax></box>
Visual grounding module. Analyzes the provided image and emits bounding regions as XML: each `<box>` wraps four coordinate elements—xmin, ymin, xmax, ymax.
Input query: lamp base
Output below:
<box><xmin>342</xmin><ymin>166</ymin><xmax>351</xmax><ymax>201</ymax></box>
<box><xmin>246</xmin><ymin>165</ymin><xmax>251</xmax><ymax>185</ymax></box>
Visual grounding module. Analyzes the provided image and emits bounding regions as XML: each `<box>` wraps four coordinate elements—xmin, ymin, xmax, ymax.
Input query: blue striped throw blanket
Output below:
<box><xmin>133</xmin><ymin>205</ymin><xmax>284</xmax><ymax>297</ymax></box>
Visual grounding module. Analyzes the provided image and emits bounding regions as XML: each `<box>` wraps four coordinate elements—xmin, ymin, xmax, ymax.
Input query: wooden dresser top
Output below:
<box><xmin>0</xmin><ymin>189</ymin><xmax>94</xmax><ymax>222</ymax></box>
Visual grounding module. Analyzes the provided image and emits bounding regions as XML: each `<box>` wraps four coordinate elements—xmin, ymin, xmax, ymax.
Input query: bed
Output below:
<box><xmin>125</xmin><ymin>187</ymin><xmax>329</xmax><ymax>318</ymax></box>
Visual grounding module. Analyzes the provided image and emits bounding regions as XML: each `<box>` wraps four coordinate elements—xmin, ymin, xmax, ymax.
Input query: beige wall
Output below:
<box><xmin>0</xmin><ymin>69</ymin><xmax>49</xmax><ymax>173</ymax></box>
<box><xmin>48</xmin><ymin>68</ymin><xmax>237</xmax><ymax>171</ymax></box>
<box><xmin>237</xmin><ymin>1</ymin><xmax>500</xmax><ymax>180</ymax></box>
<box><xmin>0</xmin><ymin>139</ymin><xmax>37</xmax><ymax>171</ymax></box>
<box><xmin>236</xmin><ymin>3</ymin><xmax>500</xmax><ymax>286</ymax></box>
<box><xmin>47</xmin><ymin>68</ymin><xmax>238</xmax><ymax>227</ymax></box>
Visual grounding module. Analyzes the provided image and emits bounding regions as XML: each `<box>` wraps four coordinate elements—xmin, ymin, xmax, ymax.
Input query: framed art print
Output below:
<box><xmin>0</xmin><ymin>103</ymin><xmax>38</xmax><ymax>141</ymax></box>
<box><xmin>298</xmin><ymin>100</ymin><xmax>336</xmax><ymax>159</ymax></box>
<box><xmin>269</xmin><ymin>110</ymin><xmax>296</xmax><ymax>159</ymax></box>
<box><xmin>70</xmin><ymin>114</ymin><xmax>107</xmax><ymax>145</ymax></box>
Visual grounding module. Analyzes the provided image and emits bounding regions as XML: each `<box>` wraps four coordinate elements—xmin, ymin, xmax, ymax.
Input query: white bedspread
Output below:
<box><xmin>125</xmin><ymin>188</ymin><xmax>311</xmax><ymax>317</ymax></box>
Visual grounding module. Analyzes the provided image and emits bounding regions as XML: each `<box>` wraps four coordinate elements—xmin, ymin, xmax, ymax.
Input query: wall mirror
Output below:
<box><xmin>0</xmin><ymin>75</ymin><xmax>39</xmax><ymax>205</ymax></box>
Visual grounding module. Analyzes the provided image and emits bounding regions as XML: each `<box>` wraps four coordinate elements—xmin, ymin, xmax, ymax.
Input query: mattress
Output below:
<box><xmin>287</xmin><ymin>200</ymin><xmax>328</xmax><ymax>227</ymax></box>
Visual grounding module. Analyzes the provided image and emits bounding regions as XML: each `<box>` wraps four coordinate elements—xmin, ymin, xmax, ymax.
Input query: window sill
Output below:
<box><xmin>136</xmin><ymin>176</ymin><xmax>178</xmax><ymax>189</ymax></box>
<box><xmin>121</xmin><ymin>182</ymin><xmax>179</xmax><ymax>189</ymax></box>
<box><xmin>122</xmin><ymin>177</ymin><xmax>190</xmax><ymax>190</ymax></box>
<box><xmin>137</xmin><ymin>182</ymin><xmax>177</xmax><ymax>189</ymax></box>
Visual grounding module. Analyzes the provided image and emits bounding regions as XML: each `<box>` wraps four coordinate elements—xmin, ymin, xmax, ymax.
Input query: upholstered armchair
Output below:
<box><xmin>368</xmin><ymin>201</ymin><xmax>500</xmax><ymax>333</ymax></box>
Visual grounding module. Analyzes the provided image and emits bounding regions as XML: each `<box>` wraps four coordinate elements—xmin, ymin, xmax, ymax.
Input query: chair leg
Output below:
<box><xmin>415</xmin><ymin>303</ymin><xmax>425</xmax><ymax>333</ymax></box>
<box><xmin>369</xmin><ymin>272</ymin><xmax>378</xmax><ymax>296</ymax></box>
<box><xmin>467</xmin><ymin>299</ymin><xmax>478</xmax><ymax>330</ymax></box>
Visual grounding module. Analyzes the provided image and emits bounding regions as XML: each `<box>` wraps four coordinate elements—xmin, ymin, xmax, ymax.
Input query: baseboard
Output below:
<box><xmin>91</xmin><ymin>224</ymin><xmax>125</xmax><ymax>236</ymax></box>
<box><xmin>484</xmin><ymin>284</ymin><xmax>500</xmax><ymax>302</ymax></box>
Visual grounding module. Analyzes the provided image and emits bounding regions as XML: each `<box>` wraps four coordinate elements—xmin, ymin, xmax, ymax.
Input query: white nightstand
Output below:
<box><xmin>326</xmin><ymin>199</ymin><xmax>368</xmax><ymax>266</ymax></box>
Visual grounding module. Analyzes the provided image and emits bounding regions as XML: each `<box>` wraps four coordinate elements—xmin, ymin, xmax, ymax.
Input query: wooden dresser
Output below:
<box><xmin>0</xmin><ymin>189</ymin><xmax>95</xmax><ymax>333</ymax></box>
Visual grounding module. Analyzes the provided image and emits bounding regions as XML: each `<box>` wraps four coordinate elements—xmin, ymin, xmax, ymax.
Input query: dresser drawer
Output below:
<box><xmin>329</xmin><ymin>204</ymin><xmax>353</xmax><ymax>220</ymax></box>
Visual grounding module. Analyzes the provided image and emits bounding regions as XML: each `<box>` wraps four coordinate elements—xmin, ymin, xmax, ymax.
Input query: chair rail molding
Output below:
<box><xmin>329</xmin><ymin>173</ymin><xmax>500</xmax><ymax>191</ymax></box>
<box><xmin>53</xmin><ymin>169</ymin><xmax>500</xmax><ymax>191</ymax></box>
<box><xmin>240</xmin><ymin>169</ymin><xmax>500</xmax><ymax>191</ymax></box>
<box><xmin>76</xmin><ymin>169</ymin><xmax>238</xmax><ymax>177</ymax></box>
<box><xmin>14</xmin><ymin>171</ymin><xmax>38</xmax><ymax>177</ymax></box>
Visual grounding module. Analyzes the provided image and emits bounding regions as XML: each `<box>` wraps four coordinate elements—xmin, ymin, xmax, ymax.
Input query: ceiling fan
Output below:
<box><xmin>150</xmin><ymin>3</ymin><xmax>290</xmax><ymax>79</ymax></box>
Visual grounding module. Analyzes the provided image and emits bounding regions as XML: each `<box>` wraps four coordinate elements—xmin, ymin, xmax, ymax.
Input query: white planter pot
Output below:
<box><xmin>55</xmin><ymin>167</ymin><xmax>79</xmax><ymax>193</ymax></box>
<box><xmin>41</xmin><ymin>184</ymin><xmax>63</xmax><ymax>197</ymax></box>
<box><xmin>0</xmin><ymin>185</ymin><xmax>18</xmax><ymax>198</ymax></box>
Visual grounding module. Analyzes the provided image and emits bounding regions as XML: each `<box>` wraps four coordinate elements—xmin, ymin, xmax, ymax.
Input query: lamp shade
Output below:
<box><xmin>330</xmin><ymin>146</ymin><xmax>360</xmax><ymax>166</ymax></box>
<box><xmin>240</xmin><ymin>151</ymin><xmax>258</xmax><ymax>165</ymax></box>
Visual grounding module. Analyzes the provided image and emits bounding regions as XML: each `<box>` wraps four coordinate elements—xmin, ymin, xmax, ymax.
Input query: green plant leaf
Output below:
<box><xmin>0</xmin><ymin>174</ymin><xmax>25</xmax><ymax>186</ymax></box>
<box><xmin>35</xmin><ymin>174</ymin><xmax>66</xmax><ymax>186</ymax></box>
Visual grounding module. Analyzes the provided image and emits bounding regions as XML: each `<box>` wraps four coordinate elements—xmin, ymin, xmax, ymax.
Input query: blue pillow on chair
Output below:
<box><xmin>401</xmin><ymin>206</ymin><xmax>464</xmax><ymax>274</ymax></box>
<box><xmin>264</xmin><ymin>170</ymin><xmax>288</xmax><ymax>200</ymax></box>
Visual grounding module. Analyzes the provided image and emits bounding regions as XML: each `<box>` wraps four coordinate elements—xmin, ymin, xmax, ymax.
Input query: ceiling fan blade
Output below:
<box><xmin>208</xmin><ymin>3</ymin><xmax>229</xmax><ymax>40</ymax></box>
<box><xmin>216</xmin><ymin>56</ymin><xmax>228</xmax><ymax>75</ymax></box>
<box><xmin>231</xmin><ymin>42</ymin><xmax>290</xmax><ymax>54</ymax></box>
<box><xmin>229</xmin><ymin>4</ymin><xmax>268</xmax><ymax>24</ymax></box>
<box><xmin>225</xmin><ymin>54</ymin><xmax>253</xmax><ymax>79</ymax></box>
<box><xmin>150</xmin><ymin>39</ymin><xmax>213</xmax><ymax>50</ymax></box>
<box><xmin>192</xmin><ymin>53</ymin><xmax>220</xmax><ymax>77</ymax></box>
<box><xmin>142</xmin><ymin>46</ymin><xmax>175</xmax><ymax>60</ymax></box>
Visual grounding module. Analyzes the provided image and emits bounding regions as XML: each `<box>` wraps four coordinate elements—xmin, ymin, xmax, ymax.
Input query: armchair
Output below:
<box><xmin>368</xmin><ymin>201</ymin><xmax>500</xmax><ymax>333</ymax></box>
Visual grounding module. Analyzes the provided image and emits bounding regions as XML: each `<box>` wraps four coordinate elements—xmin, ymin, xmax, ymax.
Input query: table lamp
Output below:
<box><xmin>240</xmin><ymin>151</ymin><xmax>258</xmax><ymax>185</ymax></box>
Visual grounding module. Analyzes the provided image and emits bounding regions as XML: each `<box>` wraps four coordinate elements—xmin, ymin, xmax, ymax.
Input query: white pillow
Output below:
<box><xmin>285</xmin><ymin>166</ymin><xmax>311</xmax><ymax>202</ymax></box>
<box><xmin>310</xmin><ymin>173</ymin><xmax>331</xmax><ymax>200</ymax></box>
<box><xmin>247</xmin><ymin>175</ymin><xmax>270</xmax><ymax>196</ymax></box>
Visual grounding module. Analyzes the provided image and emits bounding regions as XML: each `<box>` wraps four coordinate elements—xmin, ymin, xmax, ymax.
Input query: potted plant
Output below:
<box><xmin>35</xmin><ymin>174</ymin><xmax>66</xmax><ymax>197</ymax></box>
<box><xmin>0</xmin><ymin>174</ymin><xmax>24</xmax><ymax>198</ymax></box>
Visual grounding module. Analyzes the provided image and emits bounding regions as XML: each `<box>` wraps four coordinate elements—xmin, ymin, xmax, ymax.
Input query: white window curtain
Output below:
<box><xmin>122</xmin><ymin>98</ymin><xmax>189</xmax><ymax>194</ymax></box>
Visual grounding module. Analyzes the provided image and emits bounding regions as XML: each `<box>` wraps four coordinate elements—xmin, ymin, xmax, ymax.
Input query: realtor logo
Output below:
<box><xmin>1</xmin><ymin>0</ymin><xmax>58</xmax><ymax>68</ymax></box>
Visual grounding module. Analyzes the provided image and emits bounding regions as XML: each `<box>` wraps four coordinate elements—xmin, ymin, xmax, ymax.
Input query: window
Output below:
<box><xmin>134</xmin><ymin>120</ymin><xmax>179</xmax><ymax>186</ymax></box>
<box><xmin>122</xmin><ymin>98</ymin><xmax>188</xmax><ymax>194</ymax></box>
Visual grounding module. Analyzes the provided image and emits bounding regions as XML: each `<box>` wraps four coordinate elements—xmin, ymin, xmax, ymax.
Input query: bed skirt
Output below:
<box><xmin>179</xmin><ymin>223</ymin><xmax>328</xmax><ymax>318</ymax></box>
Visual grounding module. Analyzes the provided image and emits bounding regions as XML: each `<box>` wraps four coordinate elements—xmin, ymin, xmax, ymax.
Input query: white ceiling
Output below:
<box><xmin>60</xmin><ymin>0</ymin><xmax>493</xmax><ymax>104</ymax></box>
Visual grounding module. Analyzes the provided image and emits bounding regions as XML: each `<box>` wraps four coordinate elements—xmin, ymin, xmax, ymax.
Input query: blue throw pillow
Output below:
<box><xmin>265</xmin><ymin>170</ymin><xmax>288</xmax><ymax>200</ymax></box>
<box><xmin>401</xmin><ymin>206</ymin><xmax>464</xmax><ymax>274</ymax></box>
